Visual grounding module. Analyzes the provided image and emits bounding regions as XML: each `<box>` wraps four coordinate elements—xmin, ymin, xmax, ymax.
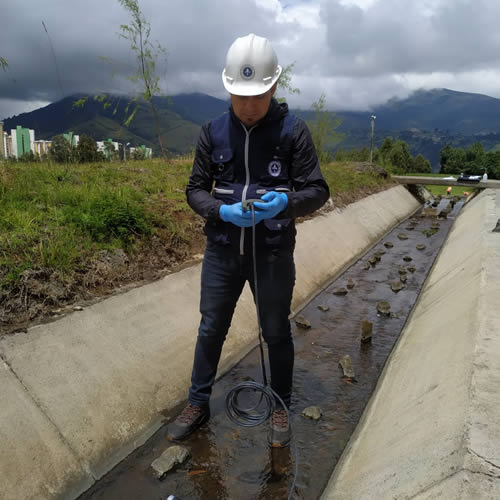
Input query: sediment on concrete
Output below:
<box><xmin>0</xmin><ymin>185</ymin><xmax>420</xmax><ymax>500</ymax></box>
<box><xmin>321</xmin><ymin>189</ymin><xmax>500</xmax><ymax>500</ymax></box>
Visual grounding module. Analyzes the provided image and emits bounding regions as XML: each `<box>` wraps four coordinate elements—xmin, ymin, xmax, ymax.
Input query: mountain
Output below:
<box><xmin>3</xmin><ymin>88</ymin><xmax>500</xmax><ymax>167</ymax></box>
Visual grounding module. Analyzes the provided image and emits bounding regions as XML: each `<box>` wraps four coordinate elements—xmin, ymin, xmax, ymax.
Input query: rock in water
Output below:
<box><xmin>347</xmin><ymin>278</ymin><xmax>355</xmax><ymax>289</ymax></box>
<box><xmin>317</xmin><ymin>304</ymin><xmax>329</xmax><ymax>312</ymax></box>
<box><xmin>397</xmin><ymin>233</ymin><xmax>408</xmax><ymax>240</ymax></box>
<box><xmin>339</xmin><ymin>354</ymin><xmax>355</xmax><ymax>379</ymax></box>
<box><xmin>416</xmin><ymin>244</ymin><xmax>426</xmax><ymax>251</ymax></box>
<box><xmin>398</xmin><ymin>266</ymin><xmax>407</xmax><ymax>275</ymax></box>
<box><xmin>151</xmin><ymin>445</ymin><xmax>190</xmax><ymax>479</ymax></box>
<box><xmin>295</xmin><ymin>315</ymin><xmax>311</xmax><ymax>329</ymax></box>
<box><xmin>403</xmin><ymin>255</ymin><xmax>412</xmax><ymax>262</ymax></box>
<box><xmin>377</xmin><ymin>301</ymin><xmax>391</xmax><ymax>315</ymax></box>
<box><xmin>391</xmin><ymin>281</ymin><xmax>404</xmax><ymax>293</ymax></box>
<box><xmin>407</xmin><ymin>265</ymin><xmax>416</xmax><ymax>273</ymax></box>
<box><xmin>361</xmin><ymin>320</ymin><xmax>373</xmax><ymax>343</ymax></box>
<box><xmin>400</xmin><ymin>274</ymin><xmax>408</xmax><ymax>283</ymax></box>
<box><xmin>384</xmin><ymin>241</ymin><xmax>394</xmax><ymax>248</ymax></box>
<box><xmin>302</xmin><ymin>406</ymin><xmax>322</xmax><ymax>420</ymax></box>
<box><xmin>332</xmin><ymin>288</ymin><xmax>348</xmax><ymax>296</ymax></box>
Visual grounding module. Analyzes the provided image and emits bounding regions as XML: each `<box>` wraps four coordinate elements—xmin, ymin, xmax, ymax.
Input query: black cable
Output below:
<box><xmin>224</xmin><ymin>203</ymin><xmax>298</xmax><ymax>500</ymax></box>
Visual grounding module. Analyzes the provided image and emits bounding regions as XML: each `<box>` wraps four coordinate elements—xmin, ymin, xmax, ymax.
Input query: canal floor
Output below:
<box><xmin>78</xmin><ymin>197</ymin><xmax>464</xmax><ymax>500</ymax></box>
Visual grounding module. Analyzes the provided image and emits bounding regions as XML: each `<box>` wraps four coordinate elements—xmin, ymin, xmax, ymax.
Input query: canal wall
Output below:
<box><xmin>0</xmin><ymin>185</ymin><xmax>420</xmax><ymax>500</ymax></box>
<box><xmin>321</xmin><ymin>188</ymin><xmax>500</xmax><ymax>499</ymax></box>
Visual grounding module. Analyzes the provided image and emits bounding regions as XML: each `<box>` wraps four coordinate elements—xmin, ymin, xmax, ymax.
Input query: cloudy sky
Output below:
<box><xmin>1</xmin><ymin>0</ymin><xmax>500</xmax><ymax>120</ymax></box>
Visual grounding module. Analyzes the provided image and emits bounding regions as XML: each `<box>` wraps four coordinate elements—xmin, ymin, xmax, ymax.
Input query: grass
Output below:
<box><xmin>0</xmin><ymin>159</ymin><xmax>393</xmax><ymax>290</ymax></box>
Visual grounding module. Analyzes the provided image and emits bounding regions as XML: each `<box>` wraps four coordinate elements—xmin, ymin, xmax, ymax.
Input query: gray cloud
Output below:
<box><xmin>1</xmin><ymin>0</ymin><xmax>500</xmax><ymax>120</ymax></box>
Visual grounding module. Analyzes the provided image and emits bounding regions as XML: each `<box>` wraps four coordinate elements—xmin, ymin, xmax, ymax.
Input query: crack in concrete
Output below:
<box><xmin>468</xmin><ymin>448</ymin><xmax>500</xmax><ymax>471</ymax></box>
<box><xmin>0</xmin><ymin>346</ymin><xmax>97</xmax><ymax>482</ymax></box>
<box><xmin>466</xmin><ymin>468</ymin><xmax>500</xmax><ymax>480</ymax></box>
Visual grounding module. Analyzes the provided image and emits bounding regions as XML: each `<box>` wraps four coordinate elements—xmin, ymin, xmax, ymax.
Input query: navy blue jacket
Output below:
<box><xmin>186</xmin><ymin>99</ymin><xmax>330</xmax><ymax>253</ymax></box>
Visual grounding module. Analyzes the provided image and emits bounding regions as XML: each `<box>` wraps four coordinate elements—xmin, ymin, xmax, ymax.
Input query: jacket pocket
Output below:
<box><xmin>211</xmin><ymin>148</ymin><xmax>234</xmax><ymax>181</ymax></box>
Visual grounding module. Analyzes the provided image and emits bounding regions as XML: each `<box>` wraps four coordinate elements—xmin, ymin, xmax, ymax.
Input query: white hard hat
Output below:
<box><xmin>222</xmin><ymin>33</ymin><xmax>282</xmax><ymax>96</ymax></box>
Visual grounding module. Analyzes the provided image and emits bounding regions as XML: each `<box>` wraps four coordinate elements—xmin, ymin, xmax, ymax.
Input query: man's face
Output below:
<box><xmin>230</xmin><ymin>84</ymin><xmax>277</xmax><ymax>127</ymax></box>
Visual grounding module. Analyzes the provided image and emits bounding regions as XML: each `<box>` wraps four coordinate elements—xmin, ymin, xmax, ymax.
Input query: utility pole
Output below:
<box><xmin>370</xmin><ymin>114</ymin><xmax>376</xmax><ymax>163</ymax></box>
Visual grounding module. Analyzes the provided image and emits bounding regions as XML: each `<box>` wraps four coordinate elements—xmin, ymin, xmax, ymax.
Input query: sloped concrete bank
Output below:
<box><xmin>0</xmin><ymin>185</ymin><xmax>419</xmax><ymax>500</ymax></box>
<box><xmin>321</xmin><ymin>189</ymin><xmax>500</xmax><ymax>500</ymax></box>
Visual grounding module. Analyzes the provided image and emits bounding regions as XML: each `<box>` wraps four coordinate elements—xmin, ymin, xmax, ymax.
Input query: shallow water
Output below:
<box><xmin>79</xmin><ymin>198</ymin><xmax>464</xmax><ymax>500</ymax></box>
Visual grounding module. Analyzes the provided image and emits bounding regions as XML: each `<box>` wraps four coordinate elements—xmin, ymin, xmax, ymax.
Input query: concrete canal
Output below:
<box><xmin>77</xmin><ymin>196</ymin><xmax>465</xmax><ymax>500</ymax></box>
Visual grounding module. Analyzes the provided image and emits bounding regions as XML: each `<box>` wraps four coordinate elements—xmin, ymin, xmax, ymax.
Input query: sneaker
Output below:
<box><xmin>167</xmin><ymin>403</ymin><xmax>210</xmax><ymax>441</ymax></box>
<box><xmin>268</xmin><ymin>408</ymin><xmax>291</xmax><ymax>448</ymax></box>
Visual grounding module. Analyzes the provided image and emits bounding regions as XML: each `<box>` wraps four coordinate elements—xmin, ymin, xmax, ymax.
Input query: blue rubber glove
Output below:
<box><xmin>252</xmin><ymin>191</ymin><xmax>288</xmax><ymax>219</ymax></box>
<box><xmin>220</xmin><ymin>202</ymin><xmax>265</xmax><ymax>227</ymax></box>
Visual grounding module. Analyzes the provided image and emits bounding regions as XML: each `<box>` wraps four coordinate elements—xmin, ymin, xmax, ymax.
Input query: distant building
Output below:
<box><xmin>96</xmin><ymin>138</ymin><xmax>120</xmax><ymax>159</ymax></box>
<box><xmin>34</xmin><ymin>140</ymin><xmax>52</xmax><ymax>156</ymax></box>
<box><xmin>129</xmin><ymin>145</ymin><xmax>152</xmax><ymax>159</ymax></box>
<box><xmin>0</xmin><ymin>122</ymin><xmax>4</xmax><ymax>158</ymax></box>
<box><xmin>63</xmin><ymin>132</ymin><xmax>79</xmax><ymax>147</ymax></box>
<box><xmin>10</xmin><ymin>125</ymin><xmax>35</xmax><ymax>159</ymax></box>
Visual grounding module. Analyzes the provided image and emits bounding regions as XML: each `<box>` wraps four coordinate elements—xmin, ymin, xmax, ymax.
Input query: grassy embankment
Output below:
<box><xmin>0</xmin><ymin>159</ymin><xmax>393</xmax><ymax>294</ymax></box>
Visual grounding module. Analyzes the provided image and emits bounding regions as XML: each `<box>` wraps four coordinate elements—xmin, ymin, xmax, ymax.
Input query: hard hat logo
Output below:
<box><xmin>222</xmin><ymin>33</ymin><xmax>282</xmax><ymax>96</ymax></box>
<box><xmin>240</xmin><ymin>65</ymin><xmax>255</xmax><ymax>80</ymax></box>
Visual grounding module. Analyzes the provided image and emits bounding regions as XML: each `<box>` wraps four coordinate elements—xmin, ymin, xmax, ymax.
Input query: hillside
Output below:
<box><xmin>4</xmin><ymin>88</ymin><xmax>500</xmax><ymax>167</ymax></box>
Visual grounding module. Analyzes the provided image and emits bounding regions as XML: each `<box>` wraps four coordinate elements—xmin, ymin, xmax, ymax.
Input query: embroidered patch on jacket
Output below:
<box><xmin>268</xmin><ymin>160</ymin><xmax>282</xmax><ymax>177</ymax></box>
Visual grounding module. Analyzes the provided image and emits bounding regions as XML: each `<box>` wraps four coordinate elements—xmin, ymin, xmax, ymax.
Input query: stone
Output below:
<box><xmin>398</xmin><ymin>265</ymin><xmax>407</xmax><ymax>275</ymax></box>
<box><xmin>363</xmin><ymin>262</ymin><xmax>371</xmax><ymax>270</ymax></box>
<box><xmin>403</xmin><ymin>255</ymin><xmax>412</xmax><ymax>262</ymax></box>
<box><xmin>151</xmin><ymin>445</ymin><xmax>190</xmax><ymax>479</ymax></box>
<box><xmin>407</xmin><ymin>265</ymin><xmax>416</xmax><ymax>273</ymax></box>
<box><xmin>332</xmin><ymin>288</ymin><xmax>348</xmax><ymax>296</ymax></box>
<box><xmin>368</xmin><ymin>256</ymin><xmax>378</xmax><ymax>266</ymax></box>
<box><xmin>73</xmin><ymin>306</ymin><xmax>84</xmax><ymax>311</ymax></box>
<box><xmin>422</xmin><ymin>207</ymin><xmax>438</xmax><ymax>217</ymax></box>
<box><xmin>339</xmin><ymin>354</ymin><xmax>355</xmax><ymax>379</ymax></box>
<box><xmin>377</xmin><ymin>301</ymin><xmax>391</xmax><ymax>315</ymax></box>
<box><xmin>295</xmin><ymin>315</ymin><xmax>311</xmax><ymax>329</ymax></box>
<box><xmin>302</xmin><ymin>406</ymin><xmax>322</xmax><ymax>420</ymax></box>
<box><xmin>384</xmin><ymin>241</ymin><xmax>394</xmax><ymax>248</ymax></box>
<box><xmin>397</xmin><ymin>233</ymin><xmax>408</xmax><ymax>240</ymax></box>
<box><xmin>405</xmin><ymin>226</ymin><xmax>415</xmax><ymax>231</ymax></box>
<box><xmin>391</xmin><ymin>281</ymin><xmax>404</xmax><ymax>293</ymax></box>
<box><xmin>375</xmin><ymin>250</ymin><xmax>386</xmax><ymax>257</ymax></box>
<box><xmin>400</xmin><ymin>274</ymin><xmax>408</xmax><ymax>283</ymax></box>
<box><xmin>317</xmin><ymin>304</ymin><xmax>329</xmax><ymax>312</ymax></box>
<box><xmin>346</xmin><ymin>278</ymin><xmax>355</xmax><ymax>289</ymax></box>
<box><xmin>416</xmin><ymin>244</ymin><xmax>426</xmax><ymax>251</ymax></box>
<box><xmin>361</xmin><ymin>320</ymin><xmax>373</xmax><ymax>343</ymax></box>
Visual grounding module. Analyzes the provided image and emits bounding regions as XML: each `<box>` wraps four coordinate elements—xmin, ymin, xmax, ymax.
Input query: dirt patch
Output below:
<box><xmin>0</xmin><ymin>185</ymin><xmax>395</xmax><ymax>336</ymax></box>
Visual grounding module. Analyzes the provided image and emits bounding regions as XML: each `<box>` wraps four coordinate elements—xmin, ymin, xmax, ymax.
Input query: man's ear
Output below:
<box><xmin>270</xmin><ymin>82</ymin><xmax>278</xmax><ymax>97</ymax></box>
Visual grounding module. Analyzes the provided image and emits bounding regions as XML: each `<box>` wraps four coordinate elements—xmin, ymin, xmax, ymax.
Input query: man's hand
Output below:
<box><xmin>253</xmin><ymin>191</ymin><xmax>288</xmax><ymax>219</ymax></box>
<box><xmin>220</xmin><ymin>202</ymin><xmax>266</xmax><ymax>227</ymax></box>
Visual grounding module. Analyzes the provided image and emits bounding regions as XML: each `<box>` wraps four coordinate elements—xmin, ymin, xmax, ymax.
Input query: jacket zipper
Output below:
<box><xmin>240</xmin><ymin>123</ymin><xmax>257</xmax><ymax>255</ymax></box>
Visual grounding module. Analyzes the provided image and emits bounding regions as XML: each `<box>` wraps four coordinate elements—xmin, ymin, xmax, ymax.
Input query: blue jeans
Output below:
<box><xmin>188</xmin><ymin>241</ymin><xmax>296</xmax><ymax>408</ymax></box>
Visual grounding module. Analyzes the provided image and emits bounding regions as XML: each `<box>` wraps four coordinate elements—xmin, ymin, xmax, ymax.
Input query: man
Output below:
<box><xmin>167</xmin><ymin>33</ymin><xmax>330</xmax><ymax>447</ymax></box>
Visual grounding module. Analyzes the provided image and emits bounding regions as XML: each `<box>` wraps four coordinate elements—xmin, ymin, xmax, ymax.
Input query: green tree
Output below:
<box><xmin>414</xmin><ymin>154</ymin><xmax>432</xmax><ymax>173</ymax></box>
<box><xmin>439</xmin><ymin>144</ymin><xmax>453</xmax><ymax>173</ymax></box>
<box><xmin>0</xmin><ymin>57</ymin><xmax>8</xmax><ymax>71</ymax></box>
<box><xmin>307</xmin><ymin>94</ymin><xmax>343</xmax><ymax>164</ymax></box>
<box><xmin>50</xmin><ymin>134</ymin><xmax>77</xmax><ymax>163</ymax></box>
<box><xmin>276</xmin><ymin>62</ymin><xmax>300</xmax><ymax>103</ymax></box>
<box><xmin>389</xmin><ymin>140</ymin><xmax>413</xmax><ymax>173</ymax></box>
<box><xmin>118</xmin><ymin>0</ymin><xmax>167</xmax><ymax>159</ymax></box>
<box><xmin>380</xmin><ymin>136</ymin><xmax>394</xmax><ymax>159</ymax></box>
<box><xmin>77</xmin><ymin>134</ymin><xmax>100</xmax><ymax>163</ymax></box>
